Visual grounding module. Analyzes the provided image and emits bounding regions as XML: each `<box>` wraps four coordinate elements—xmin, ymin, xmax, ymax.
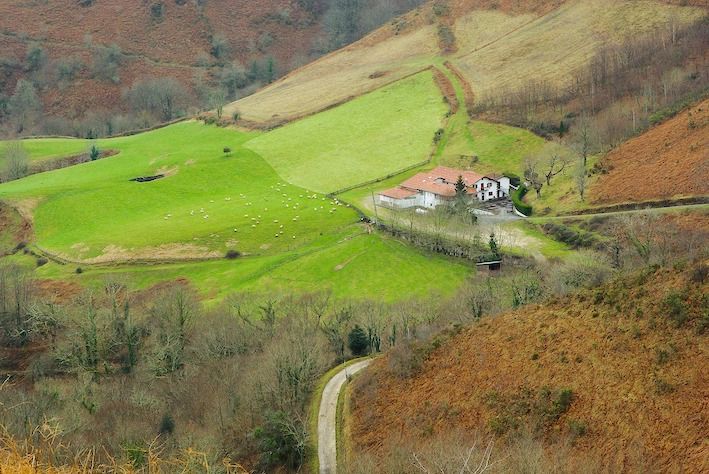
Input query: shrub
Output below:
<box><xmin>504</xmin><ymin>173</ymin><xmax>521</xmax><ymax>187</ymax></box>
<box><xmin>252</xmin><ymin>411</ymin><xmax>307</xmax><ymax>470</ymax></box>
<box><xmin>511</xmin><ymin>185</ymin><xmax>532</xmax><ymax>216</ymax></box>
<box><xmin>91</xmin><ymin>44</ymin><xmax>123</xmax><ymax>83</ymax></box>
<box><xmin>75</xmin><ymin>267</ymin><xmax>83</xmax><ymax>274</ymax></box>
<box><xmin>159</xmin><ymin>413</ymin><xmax>175</xmax><ymax>435</ymax></box>
<box><xmin>690</xmin><ymin>262</ymin><xmax>708</xmax><ymax>284</ymax></box>
<box><xmin>552</xmin><ymin>388</ymin><xmax>573</xmax><ymax>416</ymax></box>
<box><xmin>225</xmin><ymin>249</ymin><xmax>241</xmax><ymax>259</ymax></box>
<box><xmin>223</xmin><ymin>147</ymin><xmax>231</xmax><ymax>156</ymax></box>
<box><xmin>348</xmin><ymin>325</ymin><xmax>369</xmax><ymax>356</ymax></box>
<box><xmin>35</xmin><ymin>257</ymin><xmax>48</xmax><ymax>267</ymax></box>
<box><xmin>89</xmin><ymin>143</ymin><xmax>100</xmax><ymax>161</ymax></box>
<box><xmin>150</xmin><ymin>2</ymin><xmax>164</xmax><ymax>21</ymax></box>
<box><xmin>210</xmin><ymin>34</ymin><xmax>230</xmax><ymax>61</ymax></box>
<box><xmin>56</xmin><ymin>56</ymin><xmax>83</xmax><ymax>83</ymax></box>
<box><xmin>541</xmin><ymin>223</ymin><xmax>598</xmax><ymax>249</ymax></box>
<box><xmin>662</xmin><ymin>291</ymin><xmax>688</xmax><ymax>327</ymax></box>
<box><xmin>432</xmin><ymin>2</ymin><xmax>449</xmax><ymax>16</ymax></box>
<box><xmin>568</xmin><ymin>419</ymin><xmax>588</xmax><ymax>438</ymax></box>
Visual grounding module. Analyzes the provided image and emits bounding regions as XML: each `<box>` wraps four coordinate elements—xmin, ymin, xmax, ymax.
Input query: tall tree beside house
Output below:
<box><xmin>454</xmin><ymin>175</ymin><xmax>466</xmax><ymax>198</ymax></box>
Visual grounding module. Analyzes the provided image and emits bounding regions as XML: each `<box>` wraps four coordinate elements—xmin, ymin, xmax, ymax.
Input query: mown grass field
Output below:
<box><xmin>439</xmin><ymin>120</ymin><xmax>546</xmax><ymax>175</ymax></box>
<box><xmin>0</xmin><ymin>122</ymin><xmax>359</xmax><ymax>262</ymax></box>
<box><xmin>36</xmin><ymin>231</ymin><xmax>471</xmax><ymax>302</ymax></box>
<box><xmin>244</xmin><ymin>72</ymin><xmax>447</xmax><ymax>193</ymax></box>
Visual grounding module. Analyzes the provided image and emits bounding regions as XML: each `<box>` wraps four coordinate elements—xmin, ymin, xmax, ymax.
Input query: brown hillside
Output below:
<box><xmin>591</xmin><ymin>99</ymin><xmax>709</xmax><ymax>204</ymax></box>
<box><xmin>0</xmin><ymin>0</ymin><xmax>321</xmax><ymax>118</ymax></box>
<box><xmin>350</xmin><ymin>266</ymin><xmax>709</xmax><ymax>472</ymax></box>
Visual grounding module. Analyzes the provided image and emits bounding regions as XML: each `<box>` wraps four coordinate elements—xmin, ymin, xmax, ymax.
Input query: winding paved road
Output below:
<box><xmin>318</xmin><ymin>359</ymin><xmax>372</xmax><ymax>474</ymax></box>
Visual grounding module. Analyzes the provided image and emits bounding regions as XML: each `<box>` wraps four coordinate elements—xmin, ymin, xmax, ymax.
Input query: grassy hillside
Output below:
<box><xmin>227</xmin><ymin>0</ymin><xmax>705</xmax><ymax>127</ymax></box>
<box><xmin>455</xmin><ymin>0</ymin><xmax>704</xmax><ymax>102</ymax></box>
<box><xmin>439</xmin><ymin>119</ymin><xmax>546</xmax><ymax>175</ymax></box>
<box><xmin>349</xmin><ymin>264</ymin><xmax>709</xmax><ymax>471</ymax></box>
<box><xmin>0</xmin><ymin>120</ymin><xmax>474</xmax><ymax>301</ymax></box>
<box><xmin>224</xmin><ymin>25</ymin><xmax>438</xmax><ymax>126</ymax></box>
<box><xmin>244</xmin><ymin>71</ymin><xmax>447</xmax><ymax>193</ymax></box>
<box><xmin>34</xmin><ymin>230</ymin><xmax>470</xmax><ymax>303</ymax></box>
<box><xmin>0</xmin><ymin>122</ymin><xmax>358</xmax><ymax>261</ymax></box>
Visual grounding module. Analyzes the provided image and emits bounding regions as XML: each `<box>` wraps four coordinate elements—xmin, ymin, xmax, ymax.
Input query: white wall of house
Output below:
<box><xmin>498</xmin><ymin>177</ymin><xmax>511</xmax><ymax>196</ymax></box>
<box><xmin>378</xmin><ymin>195</ymin><xmax>416</xmax><ymax>209</ymax></box>
<box><xmin>421</xmin><ymin>191</ymin><xmax>444</xmax><ymax>208</ymax></box>
<box><xmin>473</xmin><ymin>177</ymin><xmax>510</xmax><ymax>201</ymax></box>
<box><xmin>474</xmin><ymin>178</ymin><xmax>498</xmax><ymax>201</ymax></box>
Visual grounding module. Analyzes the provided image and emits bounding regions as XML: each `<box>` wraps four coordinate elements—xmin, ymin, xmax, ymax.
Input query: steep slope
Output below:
<box><xmin>349</xmin><ymin>265</ymin><xmax>709</xmax><ymax>472</ymax></box>
<box><xmin>0</xmin><ymin>0</ymin><xmax>322</xmax><ymax>118</ymax></box>
<box><xmin>590</xmin><ymin>98</ymin><xmax>709</xmax><ymax>204</ymax></box>
<box><xmin>227</xmin><ymin>0</ymin><xmax>706</xmax><ymax>126</ymax></box>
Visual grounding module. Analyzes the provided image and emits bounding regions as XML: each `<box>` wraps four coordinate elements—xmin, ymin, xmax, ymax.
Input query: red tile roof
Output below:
<box><xmin>379</xmin><ymin>187</ymin><xmax>418</xmax><ymax>199</ymax></box>
<box><xmin>400</xmin><ymin>166</ymin><xmax>483</xmax><ymax>197</ymax></box>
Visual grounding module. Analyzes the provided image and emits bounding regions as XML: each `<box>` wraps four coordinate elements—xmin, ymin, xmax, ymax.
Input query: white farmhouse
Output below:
<box><xmin>377</xmin><ymin>166</ymin><xmax>511</xmax><ymax>209</ymax></box>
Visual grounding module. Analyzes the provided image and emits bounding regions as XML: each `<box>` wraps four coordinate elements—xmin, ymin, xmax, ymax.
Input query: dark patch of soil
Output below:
<box><xmin>28</xmin><ymin>149</ymin><xmax>119</xmax><ymax>177</ymax></box>
<box><xmin>0</xmin><ymin>201</ymin><xmax>32</xmax><ymax>255</ymax></box>
<box><xmin>130</xmin><ymin>277</ymin><xmax>192</xmax><ymax>308</ymax></box>
<box><xmin>130</xmin><ymin>174</ymin><xmax>165</xmax><ymax>182</ymax></box>
<box><xmin>432</xmin><ymin>67</ymin><xmax>458</xmax><ymax>114</ymax></box>
<box><xmin>33</xmin><ymin>279</ymin><xmax>83</xmax><ymax>304</ymax></box>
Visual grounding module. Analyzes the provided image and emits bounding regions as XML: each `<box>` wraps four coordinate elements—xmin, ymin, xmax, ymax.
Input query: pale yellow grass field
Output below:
<box><xmin>227</xmin><ymin>0</ymin><xmax>706</xmax><ymax>126</ymax></box>
<box><xmin>225</xmin><ymin>25</ymin><xmax>438</xmax><ymax>124</ymax></box>
<box><xmin>453</xmin><ymin>10</ymin><xmax>537</xmax><ymax>54</ymax></box>
<box><xmin>453</xmin><ymin>0</ymin><xmax>706</xmax><ymax>100</ymax></box>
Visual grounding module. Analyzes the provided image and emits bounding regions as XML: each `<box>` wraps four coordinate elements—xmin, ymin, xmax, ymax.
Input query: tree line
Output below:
<box><xmin>475</xmin><ymin>17</ymin><xmax>708</xmax><ymax>150</ymax></box>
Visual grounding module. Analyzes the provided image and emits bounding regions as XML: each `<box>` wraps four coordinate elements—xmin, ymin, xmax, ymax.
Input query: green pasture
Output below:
<box><xmin>244</xmin><ymin>71</ymin><xmax>447</xmax><ymax>193</ymax></box>
<box><xmin>439</xmin><ymin>120</ymin><xmax>546</xmax><ymax>176</ymax></box>
<box><xmin>4</xmin><ymin>138</ymin><xmax>90</xmax><ymax>163</ymax></box>
<box><xmin>0</xmin><ymin>122</ymin><xmax>363</xmax><ymax>260</ymax></box>
<box><xmin>36</xmin><ymin>230</ymin><xmax>473</xmax><ymax>303</ymax></box>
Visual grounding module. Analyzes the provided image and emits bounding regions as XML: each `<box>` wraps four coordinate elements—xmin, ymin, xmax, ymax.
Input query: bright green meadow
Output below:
<box><xmin>244</xmin><ymin>71</ymin><xmax>448</xmax><ymax>193</ymax></box>
<box><xmin>0</xmin><ymin>83</ymin><xmax>476</xmax><ymax>302</ymax></box>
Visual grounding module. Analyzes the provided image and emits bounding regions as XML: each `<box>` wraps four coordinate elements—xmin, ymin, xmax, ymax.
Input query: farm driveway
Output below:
<box><xmin>318</xmin><ymin>359</ymin><xmax>372</xmax><ymax>474</ymax></box>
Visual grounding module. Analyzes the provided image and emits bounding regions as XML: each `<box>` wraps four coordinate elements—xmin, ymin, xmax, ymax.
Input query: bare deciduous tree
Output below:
<box><xmin>523</xmin><ymin>159</ymin><xmax>544</xmax><ymax>198</ymax></box>
<box><xmin>575</xmin><ymin>158</ymin><xmax>588</xmax><ymax>201</ymax></box>
<box><xmin>1</xmin><ymin>141</ymin><xmax>29</xmax><ymax>182</ymax></box>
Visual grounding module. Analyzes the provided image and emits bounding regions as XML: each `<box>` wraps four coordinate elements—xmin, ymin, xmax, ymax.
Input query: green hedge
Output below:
<box><xmin>511</xmin><ymin>185</ymin><xmax>532</xmax><ymax>216</ymax></box>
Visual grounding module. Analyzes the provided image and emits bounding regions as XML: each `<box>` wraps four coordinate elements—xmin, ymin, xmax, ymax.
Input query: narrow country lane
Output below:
<box><xmin>318</xmin><ymin>359</ymin><xmax>372</xmax><ymax>474</ymax></box>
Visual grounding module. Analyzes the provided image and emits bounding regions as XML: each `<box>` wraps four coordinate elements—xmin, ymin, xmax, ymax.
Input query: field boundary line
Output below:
<box><xmin>558</xmin><ymin>196</ymin><xmax>709</xmax><ymax>217</ymax></box>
